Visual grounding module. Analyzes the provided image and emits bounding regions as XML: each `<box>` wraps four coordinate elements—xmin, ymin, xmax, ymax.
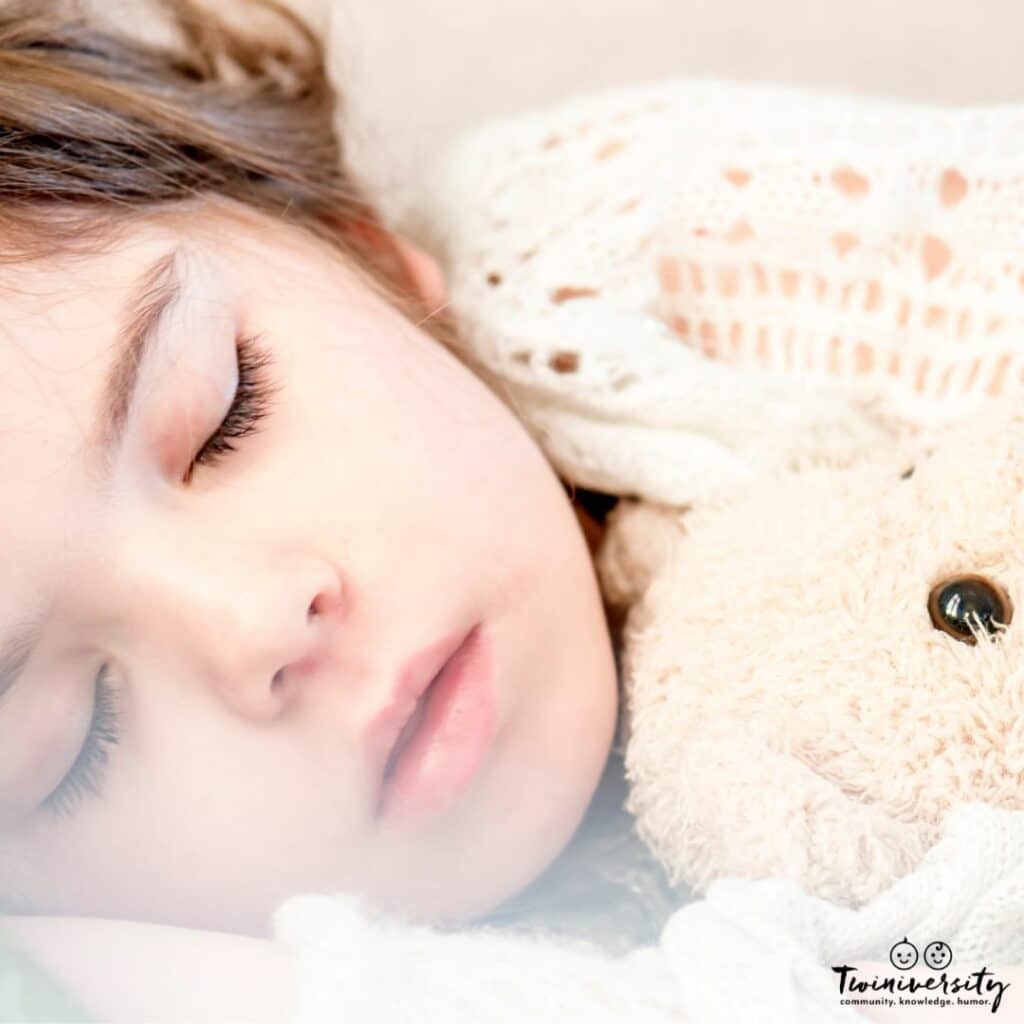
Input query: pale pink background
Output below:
<box><xmin>98</xmin><ymin>1</ymin><xmax>1024</xmax><ymax>199</ymax></box>
<box><xmin>324</xmin><ymin>0</ymin><xmax>1024</xmax><ymax>198</ymax></box>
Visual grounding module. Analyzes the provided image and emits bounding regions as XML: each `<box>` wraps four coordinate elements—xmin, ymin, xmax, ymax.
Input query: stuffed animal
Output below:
<box><xmin>598</xmin><ymin>402</ymin><xmax>1024</xmax><ymax>906</ymax></box>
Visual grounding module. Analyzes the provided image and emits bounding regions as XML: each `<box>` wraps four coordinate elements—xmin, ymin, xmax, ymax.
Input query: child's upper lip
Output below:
<box><xmin>362</xmin><ymin>625</ymin><xmax>472</xmax><ymax>812</ymax></box>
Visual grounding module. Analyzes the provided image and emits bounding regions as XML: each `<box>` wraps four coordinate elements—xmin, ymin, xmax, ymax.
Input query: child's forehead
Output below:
<box><xmin>0</xmin><ymin>198</ymin><xmax>338</xmax><ymax>302</ymax></box>
<box><xmin>0</xmin><ymin>231</ymin><xmax>178</xmax><ymax>418</ymax></box>
<box><xmin>0</xmin><ymin>212</ymin><xmax>264</xmax><ymax>374</ymax></box>
<box><xmin>0</xmin><ymin>221</ymin><xmax>183</xmax><ymax>315</ymax></box>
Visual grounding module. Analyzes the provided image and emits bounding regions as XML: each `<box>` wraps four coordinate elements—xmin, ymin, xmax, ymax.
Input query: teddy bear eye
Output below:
<box><xmin>927</xmin><ymin>574</ymin><xmax>1013</xmax><ymax>644</ymax></box>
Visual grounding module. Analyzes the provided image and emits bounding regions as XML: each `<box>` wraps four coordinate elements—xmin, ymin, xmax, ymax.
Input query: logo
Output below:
<box><xmin>924</xmin><ymin>940</ymin><xmax>954</xmax><ymax>971</ymax></box>
<box><xmin>890</xmin><ymin>938</ymin><xmax>919</xmax><ymax>971</ymax></box>
<box><xmin>832</xmin><ymin>938</ymin><xmax>1011</xmax><ymax>1014</ymax></box>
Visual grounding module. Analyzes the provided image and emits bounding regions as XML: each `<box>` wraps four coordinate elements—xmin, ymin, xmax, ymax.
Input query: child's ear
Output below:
<box><xmin>388</xmin><ymin>233</ymin><xmax>447</xmax><ymax>313</ymax></box>
<box><xmin>333</xmin><ymin>217</ymin><xmax>447</xmax><ymax>313</ymax></box>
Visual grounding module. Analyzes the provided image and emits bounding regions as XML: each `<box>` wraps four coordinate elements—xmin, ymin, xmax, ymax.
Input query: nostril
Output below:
<box><xmin>308</xmin><ymin>587</ymin><xmax>344</xmax><ymax>621</ymax></box>
<box><xmin>271</xmin><ymin>669</ymin><xmax>285</xmax><ymax>692</ymax></box>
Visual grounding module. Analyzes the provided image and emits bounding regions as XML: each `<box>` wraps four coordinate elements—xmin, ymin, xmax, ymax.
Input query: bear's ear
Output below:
<box><xmin>595</xmin><ymin>499</ymin><xmax>688</xmax><ymax>612</ymax></box>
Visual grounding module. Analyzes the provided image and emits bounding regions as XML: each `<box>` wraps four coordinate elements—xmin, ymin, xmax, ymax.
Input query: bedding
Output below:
<box><xmin>398</xmin><ymin>76</ymin><xmax>1024</xmax><ymax>504</ymax></box>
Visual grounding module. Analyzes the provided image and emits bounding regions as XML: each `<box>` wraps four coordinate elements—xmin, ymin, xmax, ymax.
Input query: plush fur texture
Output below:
<box><xmin>600</xmin><ymin>402</ymin><xmax>1024</xmax><ymax>906</ymax></box>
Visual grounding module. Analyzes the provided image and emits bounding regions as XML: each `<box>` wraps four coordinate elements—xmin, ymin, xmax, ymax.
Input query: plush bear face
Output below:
<box><xmin>618</xmin><ymin>404</ymin><xmax>1024</xmax><ymax>905</ymax></box>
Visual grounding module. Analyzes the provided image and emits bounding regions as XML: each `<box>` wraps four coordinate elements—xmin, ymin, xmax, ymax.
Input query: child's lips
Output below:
<box><xmin>364</xmin><ymin>624</ymin><xmax>496</xmax><ymax>826</ymax></box>
<box><xmin>375</xmin><ymin>625</ymin><xmax>495</xmax><ymax>826</ymax></box>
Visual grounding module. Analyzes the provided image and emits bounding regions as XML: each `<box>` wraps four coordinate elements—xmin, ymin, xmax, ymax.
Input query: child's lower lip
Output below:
<box><xmin>374</xmin><ymin>625</ymin><xmax>495</xmax><ymax>827</ymax></box>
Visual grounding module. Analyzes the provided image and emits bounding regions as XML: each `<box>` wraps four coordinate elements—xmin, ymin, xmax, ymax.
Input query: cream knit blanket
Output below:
<box><xmin>274</xmin><ymin>804</ymin><xmax>1024</xmax><ymax>1022</ymax></box>
<box><xmin>396</xmin><ymin>77</ymin><xmax>1024</xmax><ymax>505</ymax></box>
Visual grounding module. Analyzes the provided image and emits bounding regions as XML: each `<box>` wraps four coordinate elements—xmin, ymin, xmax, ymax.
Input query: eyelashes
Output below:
<box><xmin>42</xmin><ymin>334</ymin><xmax>278</xmax><ymax>818</ymax></box>
<box><xmin>184</xmin><ymin>332</ymin><xmax>278</xmax><ymax>483</ymax></box>
<box><xmin>43</xmin><ymin>664</ymin><xmax>120</xmax><ymax>817</ymax></box>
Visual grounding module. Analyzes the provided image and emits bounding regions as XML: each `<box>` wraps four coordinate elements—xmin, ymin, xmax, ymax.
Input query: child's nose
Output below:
<box><xmin>114</xmin><ymin>541</ymin><xmax>345</xmax><ymax>722</ymax></box>
<box><xmin>198</xmin><ymin>572</ymin><xmax>343</xmax><ymax>722</ymax></box>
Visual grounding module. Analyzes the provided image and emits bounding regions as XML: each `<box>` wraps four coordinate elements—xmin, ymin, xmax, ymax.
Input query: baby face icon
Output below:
<box><xmin>889</xmin><ymin>938</ymin><xmax>919</xmax><ymax>971</ymax></box>
<box><xmin>923</xmin><ymin>940</ymin><xmax>953</xmax><ymax>971</ymax></box>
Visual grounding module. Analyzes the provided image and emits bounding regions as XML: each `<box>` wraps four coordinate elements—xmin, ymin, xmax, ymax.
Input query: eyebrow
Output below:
<box><xmin>95</xmin><ymin>247</ymin><xmax>183</xmax><ymax>474</ymax></box>
<box><xmin>0</xmin><ymin>247</ymin><xmax>182</xmax><ymax>705</ymax></box>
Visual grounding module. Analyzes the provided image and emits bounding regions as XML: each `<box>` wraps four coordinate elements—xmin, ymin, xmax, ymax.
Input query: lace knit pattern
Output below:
<box><xmin>403</xmin><ymin>78</ymin><xmax>1024</xmax><ymax>504</ymax></box>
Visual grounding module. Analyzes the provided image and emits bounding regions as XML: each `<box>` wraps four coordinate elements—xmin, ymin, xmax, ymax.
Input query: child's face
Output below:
<box><xmin>0</xmin><ymin>203</ymin><xmax>618</xmax><ymax>933</ymax></box>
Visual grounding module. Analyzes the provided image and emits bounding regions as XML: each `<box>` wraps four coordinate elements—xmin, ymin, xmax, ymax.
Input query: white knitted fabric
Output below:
<box><xmin>273</xmin><ymin>804</ymin><xmax>1024</xmax><ymax>1023</ymax></box>
<box><xmin>401</xmin><ymin>78</ymin><xmax>1024</xmax><ymax>505</ymax></box>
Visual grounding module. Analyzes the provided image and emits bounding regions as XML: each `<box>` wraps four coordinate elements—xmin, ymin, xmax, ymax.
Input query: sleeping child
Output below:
<box><xmin>2</xmin><ymin>2</ymin><xmax>1024</xmax><ymax>1021</ymax></box>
